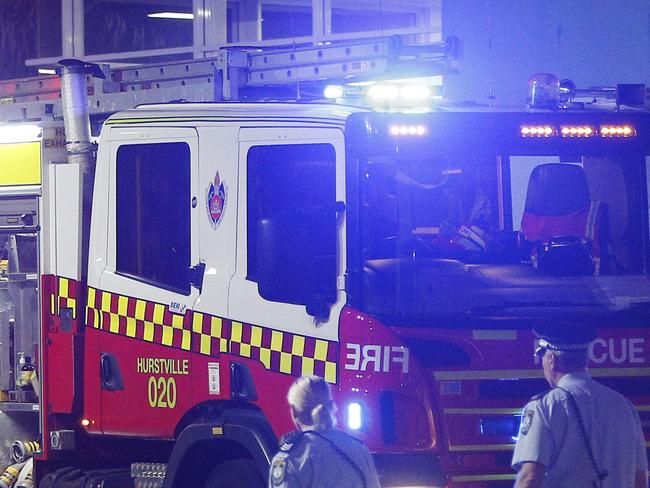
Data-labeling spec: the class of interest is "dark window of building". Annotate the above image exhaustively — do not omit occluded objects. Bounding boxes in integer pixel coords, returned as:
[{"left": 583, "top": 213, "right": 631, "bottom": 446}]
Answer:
[
  {"left": 84, "top": 1, "right": 193, "bottom": 55},
  {"left": 261, "top": 4, "right": 312, "bottom": 39},
  {"left": 331, "top": 7, "right": 416, "bottom": 34},
  {"left": 0, "top": 0, "right": 61, "bottom": 79},
  {"left": 227, "top": 1, "right": 238, "bottom": 42},
  {"left": 116, "top": 142, "right": 191, "bottom": 294}
]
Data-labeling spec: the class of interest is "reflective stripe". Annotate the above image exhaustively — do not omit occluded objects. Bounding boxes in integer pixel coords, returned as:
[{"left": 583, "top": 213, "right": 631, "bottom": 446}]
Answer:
[
  {"left": 105, "top": 115, "right": 346, "bottom": 126},
  {"left": 472, "top": 329, "right": 517, "bottom": 341},
  {"left": 451, "top": 473, "right": 516, "bottom": 482},
  {"left": 448, "top": 444, "right": 515, "bottom": 452},
  {"left": 434, "top": 369, "right": 543, "bottom": 380},
  {"left": 48, "top": 275, "right": 78, "bottom": 319},
  {"left": 585, "top": 200, "right": 601, "bottom": 240},
  {"left": 444, "top": 408, "right": 522, "bottom": 415},
  {"left": 84, "top": 284, "right": 339, "bottom": 383},
  {"left": 434, "top": 367, "right": 650, "bottom": 381}
]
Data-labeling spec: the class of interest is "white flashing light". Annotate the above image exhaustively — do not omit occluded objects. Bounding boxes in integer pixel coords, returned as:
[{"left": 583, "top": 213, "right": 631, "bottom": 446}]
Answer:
[
  {"left": 38, "top": 68, "right": 57, "bottom": 75},
  {"left": 346, "top": 81, "right": 376, "bottom": 87},
  {"left": 399, "top": 84, "right": 432, "bottom": 101},
  {"left": 147, "top": 12, "right": 195, "bottom": 20},
  {"left": 368, "top": 84, "right": 400, "bottom": 101},
  {"left": 389, "top": 124, "right": 427, "bottom": 137},
  {"left": 347, "top": 402, "right": 363, "bottom": 431},
  {"left": 0, "top": 124, "right": 42, "bottom": 144},
  {"left": 520, "top": 125, "right": 556, "bottom": 138},
  {"left": 324, "top": 85, "right": 344, "bottom": 99}
]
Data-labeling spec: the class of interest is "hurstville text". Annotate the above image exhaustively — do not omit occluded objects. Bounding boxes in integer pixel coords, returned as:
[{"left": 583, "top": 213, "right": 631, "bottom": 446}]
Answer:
[{"left": 136, "top": 357, "right": 189, "bottom": 375}]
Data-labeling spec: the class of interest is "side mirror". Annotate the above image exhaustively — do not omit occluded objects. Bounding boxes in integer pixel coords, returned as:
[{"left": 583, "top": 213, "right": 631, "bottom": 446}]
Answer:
[{"left": 256, "top": 203, "right": 343, "bottom": 316}]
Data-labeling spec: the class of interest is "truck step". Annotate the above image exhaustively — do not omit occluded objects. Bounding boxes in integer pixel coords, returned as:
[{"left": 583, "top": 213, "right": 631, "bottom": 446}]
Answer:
[{"left": 131, "top": 463, "right": 167, "bottom": 488}]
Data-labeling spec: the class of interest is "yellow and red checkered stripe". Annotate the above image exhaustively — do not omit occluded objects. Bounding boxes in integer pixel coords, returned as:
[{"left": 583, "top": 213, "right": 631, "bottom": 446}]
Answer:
[
  {"left": 45, "top": 275, "right": 78, "bottom": 319},
  {"left": 85, "top": 287, "right": 338, "bottom": 383}
]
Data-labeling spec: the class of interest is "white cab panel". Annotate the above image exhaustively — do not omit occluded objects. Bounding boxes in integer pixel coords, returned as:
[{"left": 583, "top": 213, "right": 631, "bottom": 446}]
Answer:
[
  {"left": 53, "top": 164, "right": 82, "bottom": 279},
  {"left": 194, "top": 126, "right": 240, "bottom": 317}
]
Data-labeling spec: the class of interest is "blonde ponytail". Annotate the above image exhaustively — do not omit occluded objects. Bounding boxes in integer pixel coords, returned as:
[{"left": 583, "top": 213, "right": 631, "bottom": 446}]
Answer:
[
  {"left": 288, "top": 376, "right": 337, "bottom": 432},
  {"left": 310, "top": 401, "right": 336, "bottom": 431}
]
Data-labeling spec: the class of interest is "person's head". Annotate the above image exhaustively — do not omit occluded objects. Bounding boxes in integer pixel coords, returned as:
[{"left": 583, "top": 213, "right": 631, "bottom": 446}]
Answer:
[
  {"left": 287, "top": 375, "right": 336, "bottom": 432},
  {"left": 533, "top": 320, "right": 595, "bottom": 387}
]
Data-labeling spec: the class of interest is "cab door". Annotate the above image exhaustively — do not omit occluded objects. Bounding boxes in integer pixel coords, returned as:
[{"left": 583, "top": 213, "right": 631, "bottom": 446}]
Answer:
[
  {"left": 96, "top": 127, "right": 200, "bottom": 436},
  {"left": 228, "top": 127, "right": 346, "bottom": 390}
]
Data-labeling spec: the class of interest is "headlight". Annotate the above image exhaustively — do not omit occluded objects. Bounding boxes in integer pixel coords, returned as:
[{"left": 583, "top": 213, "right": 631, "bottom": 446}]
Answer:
[{"left": 347, "top": 402, "right": 363, "bottom": 430}]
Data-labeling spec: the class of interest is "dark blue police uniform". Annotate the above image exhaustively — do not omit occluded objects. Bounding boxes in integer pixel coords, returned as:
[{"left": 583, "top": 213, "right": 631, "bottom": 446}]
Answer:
[{"left": 269, "top": 429, "right": 381, "bottom": 488}]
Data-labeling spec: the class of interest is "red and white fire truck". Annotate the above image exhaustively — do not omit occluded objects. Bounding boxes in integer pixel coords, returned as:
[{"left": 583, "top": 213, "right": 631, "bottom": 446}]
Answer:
[{"left": 0, "top": 39, "right": 648, "bottom": 488}]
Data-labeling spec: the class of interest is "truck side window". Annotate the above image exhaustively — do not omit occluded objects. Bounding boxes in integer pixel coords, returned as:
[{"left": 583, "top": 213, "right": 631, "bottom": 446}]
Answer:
[
  {"left": 246, "top": 143, "right": 336, "bottom": 294},
  {"left": 116, "top": 142, "right": 191, "bottom": 295}
]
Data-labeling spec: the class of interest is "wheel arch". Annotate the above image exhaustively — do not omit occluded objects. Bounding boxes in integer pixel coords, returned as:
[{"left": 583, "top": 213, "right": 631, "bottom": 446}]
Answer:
[{"left": 163, "top": 400, "right": 279, "bottom": 488}]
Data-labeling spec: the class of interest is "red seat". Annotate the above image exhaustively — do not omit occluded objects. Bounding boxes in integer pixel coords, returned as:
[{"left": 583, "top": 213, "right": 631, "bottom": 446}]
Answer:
[{"left": 521, "top": 163, "right": 610, "bottom": 274}]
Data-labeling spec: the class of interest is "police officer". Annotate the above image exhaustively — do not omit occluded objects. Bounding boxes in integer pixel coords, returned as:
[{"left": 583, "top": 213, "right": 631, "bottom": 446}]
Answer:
[
  {"left": 512, "top": 321, "right": 648, "bottom": 488},
  {"left": 269, "top": 375, "right": 381, "bottom": 488}
]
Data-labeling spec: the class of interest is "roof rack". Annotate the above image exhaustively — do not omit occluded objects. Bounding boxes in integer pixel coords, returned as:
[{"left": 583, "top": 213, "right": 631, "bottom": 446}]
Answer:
[{"left": 0, "top": 35, "right": 460, "bottom": 123}]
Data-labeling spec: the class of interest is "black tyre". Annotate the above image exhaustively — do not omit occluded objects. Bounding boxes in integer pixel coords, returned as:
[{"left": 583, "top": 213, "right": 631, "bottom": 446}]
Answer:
[{"left": 203, "top": 459, "right": 265, "bottom": 488}]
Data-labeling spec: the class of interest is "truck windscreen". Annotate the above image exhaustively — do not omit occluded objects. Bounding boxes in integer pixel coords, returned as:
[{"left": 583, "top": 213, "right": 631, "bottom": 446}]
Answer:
[{"left": 357, "top": 149, "right": 650, "bottom": 327}]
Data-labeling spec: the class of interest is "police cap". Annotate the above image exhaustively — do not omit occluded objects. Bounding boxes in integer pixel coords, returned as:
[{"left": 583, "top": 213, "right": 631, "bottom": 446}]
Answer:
[{"left": 533, "top": 320, "right": 596, "bottom": 358}]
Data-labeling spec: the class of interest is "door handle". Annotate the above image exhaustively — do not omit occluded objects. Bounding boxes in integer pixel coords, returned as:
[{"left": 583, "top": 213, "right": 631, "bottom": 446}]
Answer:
[
  {"left": 189, "top": 262, "right": 206, "bottom": 292},
  {"left": 100, "top": 353, "right": 124, "bottom": 391}
]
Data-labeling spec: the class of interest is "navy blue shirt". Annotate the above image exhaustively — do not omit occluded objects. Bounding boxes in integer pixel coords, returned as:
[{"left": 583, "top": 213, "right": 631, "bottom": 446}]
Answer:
[{"left": 269, "top": 429, "right": 381, "bottom": 488}]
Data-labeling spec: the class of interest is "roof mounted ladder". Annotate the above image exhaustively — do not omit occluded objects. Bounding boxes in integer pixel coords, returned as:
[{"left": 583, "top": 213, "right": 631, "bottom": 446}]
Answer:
[{"left": 0, "top": 35, "right": 460, "bottom": 123}]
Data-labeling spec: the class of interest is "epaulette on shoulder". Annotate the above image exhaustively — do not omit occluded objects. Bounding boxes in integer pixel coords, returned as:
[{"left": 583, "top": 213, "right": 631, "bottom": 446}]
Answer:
[
  {"left": 279, "top": 431, "right": 304, "bottom": 452},
  {"left": 529, "top": 389, "right": 552, "bottom": 402},
  {"left": 304, "top": 429, "right": 363, "bottom": 444},
  {"left": 338, "top": 430, "right": 363, "bottom": 444}
]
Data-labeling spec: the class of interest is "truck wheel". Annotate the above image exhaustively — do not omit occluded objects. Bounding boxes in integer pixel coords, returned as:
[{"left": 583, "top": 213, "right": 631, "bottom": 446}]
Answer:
[{"left": 203, "top": 459, "right": 265, "bottom": 488}]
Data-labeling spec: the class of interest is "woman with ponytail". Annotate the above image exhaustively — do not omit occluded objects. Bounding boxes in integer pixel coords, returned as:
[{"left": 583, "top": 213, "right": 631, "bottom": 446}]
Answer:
[{"left": 269, "top": 376, "right": 380, "bottom": 488}]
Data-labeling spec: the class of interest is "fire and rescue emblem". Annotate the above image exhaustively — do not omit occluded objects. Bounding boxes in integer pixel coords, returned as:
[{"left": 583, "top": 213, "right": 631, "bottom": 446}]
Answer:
[
  {"left": 206, "top": 172, "right": 227, "bottom": 229},
  {"left": 520, "top": 409, "right": 534, "bottom": 435}
]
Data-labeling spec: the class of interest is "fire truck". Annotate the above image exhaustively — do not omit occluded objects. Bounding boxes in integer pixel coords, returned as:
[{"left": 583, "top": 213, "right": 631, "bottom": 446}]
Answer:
[{"left": 0, "top": 38, "right": 648, "bottom": 488}]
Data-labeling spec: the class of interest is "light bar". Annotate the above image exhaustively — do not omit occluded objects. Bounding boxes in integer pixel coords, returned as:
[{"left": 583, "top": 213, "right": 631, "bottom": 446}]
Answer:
[
  {"left": 520, "top": 125, "right": 556, "bottom": 137},
  {"left": 147, "top": 12, "right": 194, "bottom": 20},
  {"left": 600, "top": 125, "right": 636, "bottom": 137},
  {"left": 368, "top": 84, "right": 400, "bottom": 101},
  {"left": 399, "top": 85, "right": 432, "bottom": 101},
  {"left": 560, "top": 126, "right": 596, "bottom": 138},
  {"left": 323, "top": 85, "right": 344, "bottom": 99},
  {"left": 389, "top": 124, "right": 428, "bottom": 136},
  {"left": 38, "top": 68, "right": 57, "bottom": 75},
  {"left": 0, "top": 124, "right": 42, "bottom": 144}
]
